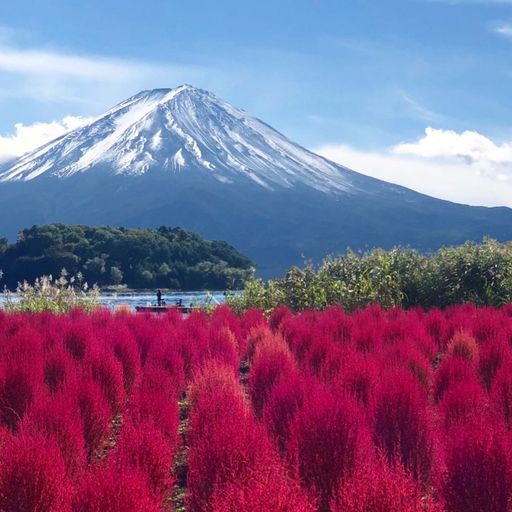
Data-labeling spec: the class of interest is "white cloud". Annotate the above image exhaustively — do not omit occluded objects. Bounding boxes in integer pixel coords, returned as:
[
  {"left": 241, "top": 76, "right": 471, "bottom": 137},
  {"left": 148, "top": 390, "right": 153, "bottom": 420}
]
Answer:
[
  {"left": 0, "top": 116, "right": 92, "bottom": 163},
  {"left": 0, "top": 45, "right": 181, "bottom": 82},
  {"left": 316, "top": 127, "right": 512, "bottom": 207},
  {"left": 393, "top": 127, "right": 512, "bottom": 181},
  {"left": 0, "top": 34, "right": 209, "bottom": 106},
  {"left": 494, "top": 23, "right": 512, "bottom": 38}
]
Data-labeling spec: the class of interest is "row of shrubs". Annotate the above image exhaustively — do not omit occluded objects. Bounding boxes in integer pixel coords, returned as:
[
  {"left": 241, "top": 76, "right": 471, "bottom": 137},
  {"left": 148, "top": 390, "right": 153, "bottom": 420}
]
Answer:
[
  {"left": 1, "top": 304, "right": 512, "bottom": 510},
  {"left": 229, "top": 238, "right": 512, "bottom": 312}
]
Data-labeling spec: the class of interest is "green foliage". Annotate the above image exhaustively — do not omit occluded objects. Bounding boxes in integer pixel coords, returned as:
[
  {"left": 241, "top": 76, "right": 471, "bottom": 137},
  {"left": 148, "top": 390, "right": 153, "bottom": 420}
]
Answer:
[
  {"left": 229, "top": 238, "right": 512, "bottom": 312},
  {"left": 0, "top": 224, "right": 254, "bottom": 291},
  {"left": 3, "top": 271, "right": 99, "bottom": 313}
]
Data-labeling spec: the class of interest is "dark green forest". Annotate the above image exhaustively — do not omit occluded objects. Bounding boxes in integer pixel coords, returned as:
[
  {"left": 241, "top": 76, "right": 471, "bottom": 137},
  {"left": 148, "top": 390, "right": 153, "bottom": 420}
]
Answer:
[{"left": 0, "top": 224, "right": 254, "bottom": 290}]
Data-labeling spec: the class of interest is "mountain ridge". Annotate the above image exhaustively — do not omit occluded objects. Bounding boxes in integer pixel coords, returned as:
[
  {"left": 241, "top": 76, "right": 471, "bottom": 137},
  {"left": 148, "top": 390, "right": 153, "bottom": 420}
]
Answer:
[{"left": 0, "top": 84, "right": 511, "bottom": 278}]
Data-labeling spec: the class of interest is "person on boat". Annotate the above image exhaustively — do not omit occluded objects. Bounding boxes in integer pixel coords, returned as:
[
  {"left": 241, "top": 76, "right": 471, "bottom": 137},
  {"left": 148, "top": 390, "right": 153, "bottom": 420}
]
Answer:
[{"left": 157, "top": 289, "right": 162, "bottom": 307}]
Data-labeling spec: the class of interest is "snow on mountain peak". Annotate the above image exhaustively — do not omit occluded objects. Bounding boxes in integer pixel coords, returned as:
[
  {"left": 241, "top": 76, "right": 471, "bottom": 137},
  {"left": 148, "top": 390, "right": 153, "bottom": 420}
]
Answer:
[{"left": 0, "top": 85, "right": 354, "bottom": 194}]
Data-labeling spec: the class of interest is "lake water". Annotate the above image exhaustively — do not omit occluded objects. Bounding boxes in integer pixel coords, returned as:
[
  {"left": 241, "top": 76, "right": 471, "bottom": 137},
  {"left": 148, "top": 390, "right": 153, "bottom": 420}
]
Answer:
[{"left": 0, "top": 291, "right": 230, "bottom": 311}]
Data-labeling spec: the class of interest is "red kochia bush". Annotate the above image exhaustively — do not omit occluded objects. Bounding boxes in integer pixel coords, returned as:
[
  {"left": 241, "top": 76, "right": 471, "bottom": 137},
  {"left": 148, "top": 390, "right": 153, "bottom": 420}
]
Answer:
[
  {"left": 0, "top": 363, "right": 43, "bottom": 431},
  {"left": 85, "top": 351, "right": 125, "bottom": 413},
  {"left": 372, "top": 372, "right": 434, "bottom": 484},
  {"left": 479, "top": 337, "right": 511, "bottom": 390},
  {"left": 73, "top": 464, "right": 160, "bottom": 512},
  {"left": 20, "top": 395, "right": 86, "bottom": 476},
  {"left": 128, "top": 387, "right": 179, "bottom": 443},
  {"left": 73, "top": 379, "right": 112, "bottom": 460},
  {"left": 113, "top": 419, "right": 175, "bottom": 498},
  {"left": 63, "top": 322, "right": 95, "bottom": 361},
  {"left": 434, "top": 356, "right": 479, "bottom": 402},
  {"left": 44, "top": 345, "right": 75, "bottom": 394},
  {"left": 187, "top": 364, "right": 283, "bottom": 512},
  {"left": 263, "top": 371, "right": 305, "bottom": 458},
  {"left": 210, "top": 465, "right": 316, "bottom": 512},
  {"left": 491, "top": 364, "right": 512, "bottom": 426},
  {"left": 439, "top": 380, "right": 487, "bottom": 431},
  {"left": 332, "top": 459, "right": 426, "bottom": 512},
  {"left": 443, "top": 424, "right": 512, "bottom": 512},
  {"left": 269, "top": 305, "right": 293, "bottom": 332},
  {"left": 292, "top": 385, "right": 370, "bottom": 511},
  {"left": 249, "top": 333, "right": 297, "bottom": 416},
  {"left": 446, "top": 330, "right": 479, "bottom": 365},
  {"left": 0, "top": 432, "right": 70, "bottom": 512}
]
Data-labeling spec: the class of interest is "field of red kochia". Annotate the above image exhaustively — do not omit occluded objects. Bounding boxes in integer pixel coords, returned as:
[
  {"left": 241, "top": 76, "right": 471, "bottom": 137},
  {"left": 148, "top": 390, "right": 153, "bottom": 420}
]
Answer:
[{"left": 0, "top": 304, "right": 512, "bottom": 511}]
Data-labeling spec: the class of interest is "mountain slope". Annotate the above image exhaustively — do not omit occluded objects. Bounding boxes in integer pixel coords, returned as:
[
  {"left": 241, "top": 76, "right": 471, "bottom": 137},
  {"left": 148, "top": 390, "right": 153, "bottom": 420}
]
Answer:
[{"left": 0, "top": 85, "right": 511, "bottom": 278}]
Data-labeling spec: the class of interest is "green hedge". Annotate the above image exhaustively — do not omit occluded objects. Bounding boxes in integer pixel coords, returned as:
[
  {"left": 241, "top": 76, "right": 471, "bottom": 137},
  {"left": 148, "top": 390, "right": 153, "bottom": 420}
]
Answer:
[{"left": 228, "top": 238, "right": 512, "bottom": 313}]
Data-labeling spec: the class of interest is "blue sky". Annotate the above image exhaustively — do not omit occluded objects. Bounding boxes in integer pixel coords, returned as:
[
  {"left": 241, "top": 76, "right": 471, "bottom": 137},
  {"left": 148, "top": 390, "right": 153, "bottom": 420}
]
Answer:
[{"left": 1, "top": 0, "right": 512, "bottom": 205}]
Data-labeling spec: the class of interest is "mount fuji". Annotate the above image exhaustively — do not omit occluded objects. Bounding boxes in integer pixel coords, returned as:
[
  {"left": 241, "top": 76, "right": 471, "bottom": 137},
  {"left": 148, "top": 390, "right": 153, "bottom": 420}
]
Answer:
[{"left": 1, "top": 85, "right": 511, "bottom": 277}]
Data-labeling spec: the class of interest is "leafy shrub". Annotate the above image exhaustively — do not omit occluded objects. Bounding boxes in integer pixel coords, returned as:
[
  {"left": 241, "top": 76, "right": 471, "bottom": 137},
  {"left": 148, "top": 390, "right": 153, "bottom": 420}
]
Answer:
[{"left": 0, "top": 433, "right": 70, "bottom": 512}]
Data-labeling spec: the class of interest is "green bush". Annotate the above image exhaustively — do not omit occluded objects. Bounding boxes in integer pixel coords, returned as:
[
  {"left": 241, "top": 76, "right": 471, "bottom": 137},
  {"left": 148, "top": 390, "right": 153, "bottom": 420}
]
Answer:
[{"left": 228, "top": 238, "right": 512, "bottom": 313}]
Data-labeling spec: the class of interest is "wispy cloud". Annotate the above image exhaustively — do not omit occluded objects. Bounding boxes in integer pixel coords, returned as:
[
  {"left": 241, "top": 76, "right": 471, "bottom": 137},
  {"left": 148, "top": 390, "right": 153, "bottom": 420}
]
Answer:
[
  {"left": 315, "top": 126, "right": 512, "bottom": 207},
  {"left": 398, "top": 90, "right": 445, "bottom": 123},
  {"left": 493, "top": 23, "right": 512, "bottom": 38},
  {"left": 0, "top": 116, "right": 92, "bottom": 163},
  {"left": 0, "top": 28, "right": 210, "bottom": 106}
]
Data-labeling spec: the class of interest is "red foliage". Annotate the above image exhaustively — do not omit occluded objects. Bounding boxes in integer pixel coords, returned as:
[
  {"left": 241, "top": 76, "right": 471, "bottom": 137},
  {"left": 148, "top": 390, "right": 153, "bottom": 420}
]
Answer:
[
  {"left": 443, "top": 424, "right": 512, "bottom": 512},
  {"left": 20, "top": 395, "right": 86, "bottom": 476},
  {"left": 73, "top": 464, "right": 160, "bottom": 512},
  {"left": 332, "top": 459, "right": 427, "bottom": 512},
  {"left": 249, "top": 333, "right": 298, "bottom": 416},
  {"left": 291, "top": 385, "right": 371, "bottom": 510},
  {"left": 372, "top": 372, "right": 434, "bottom": 483},
  {"left": 0, "top": 432, "right": 70, "bottom": 512},
  {"left": 113, "top": 419, "right": 175, "bottom": 497},
  {"left": 0, "top": 304, "right": 511, "bottom": 510}
]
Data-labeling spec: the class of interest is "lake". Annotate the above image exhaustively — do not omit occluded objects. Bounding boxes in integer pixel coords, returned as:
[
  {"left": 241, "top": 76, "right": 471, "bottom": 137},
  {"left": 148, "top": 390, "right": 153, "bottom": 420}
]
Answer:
[{"left": 0, "top": 291, "right": 230, "bottom": 311}]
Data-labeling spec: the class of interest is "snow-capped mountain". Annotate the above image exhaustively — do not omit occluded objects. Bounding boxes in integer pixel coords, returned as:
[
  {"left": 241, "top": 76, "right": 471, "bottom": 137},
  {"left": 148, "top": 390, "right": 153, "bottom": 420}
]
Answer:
[
  {"left": 0, "top": 85, "right": 511, "bottom": 277},
  {"left": 0, "top": 84, "right": 354, "bottom": 194}
]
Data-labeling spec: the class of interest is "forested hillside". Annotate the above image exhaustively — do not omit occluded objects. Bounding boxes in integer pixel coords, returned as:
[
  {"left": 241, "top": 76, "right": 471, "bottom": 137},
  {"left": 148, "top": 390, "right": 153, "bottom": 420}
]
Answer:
[{"left": 0, "top": 224, "right": 254, "bottom": 290}]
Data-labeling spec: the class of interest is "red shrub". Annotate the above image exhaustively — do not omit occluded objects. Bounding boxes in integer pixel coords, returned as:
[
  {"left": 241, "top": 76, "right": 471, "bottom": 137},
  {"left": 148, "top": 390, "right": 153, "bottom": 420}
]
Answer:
[
  {"left": 491, "top": 364, "right": 512, "bottom": 426},
  {"left": 262, "top": 371, "right": 305, "bottom": 457},
  {"left": 0, "top": 363, "right": 44, "bottom": 431},
  {"left": 443, "top": 424, "right": 512, "bottom": 512},
  {"left": 128, "top": 387, "right": 179, "bottom": 443},
  {"left": 269, "top": 305, "right": 292, "bottom": 332},
  {"left": 372, "top": 372, "right": 434, "bottom": 483},
  {"left": 291, "top": 385, "right": 371, "bottom": 510},
  {"left": 434, "top": 356, "right": 479, "bottom": 402},
  {"left": 439, "top": 380, "right": 487, "bottom": 431},
  {"left": 113, "top": 419, "right": 175, "bottom": 497},
  {"left": 63, "top": 322, "right": 95, "bottom": 361},
  {"left": 332, "top": 459, "right": 426, "bottom": 512},
  {"left": 479, "top": 337, "right": 511, "bottom": 390},
  {"left": 85, "top": 351, "right": 125, "bottom": 412},
  {"left": 210, "top": 465, "right": 316, "bottom": 512},
  {"left": 73, "top": 464, "right": 160, "bottom": 512},
  {"left": 109, "top": 324, "right": 141, "bottom": 394},
  {"left": 240, "top": 307, "right": 266, "bottom": 338},
  {"left": 73, "top": 380, "right": 112, "bottom": 460},
  {"left": 0, "top": 432, "right": 70, "bottom": 512},
  {"left": 21, "top": 395, "right": 86, "bottom": 476},
  {"left": 249, "top": 334, "right": 297, "bottom": 416},
  {"left": 186, "top": 364, "right": 274, "bottom": 511},
  {"left": 446, "top": 330, "right": 479, "bottom": 365},
  {"left": 44, "top": 345, "right": 74, "bottom": 394},
  {"left": 337, "top": 352, "right": 379, "bottom": 408}
]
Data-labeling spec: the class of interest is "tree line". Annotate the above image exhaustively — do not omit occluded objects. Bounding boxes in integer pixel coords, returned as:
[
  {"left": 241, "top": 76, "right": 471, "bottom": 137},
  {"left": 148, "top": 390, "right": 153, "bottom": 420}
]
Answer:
[{"left": 0, "top": 224, "right": 254, "bottom": 291}]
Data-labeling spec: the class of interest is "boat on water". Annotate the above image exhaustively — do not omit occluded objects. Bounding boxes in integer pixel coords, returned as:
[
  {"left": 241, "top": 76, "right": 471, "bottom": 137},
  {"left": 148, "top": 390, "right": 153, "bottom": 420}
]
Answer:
[{"left": 135, "top": 298, "right": 201, "bottom": 314}]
